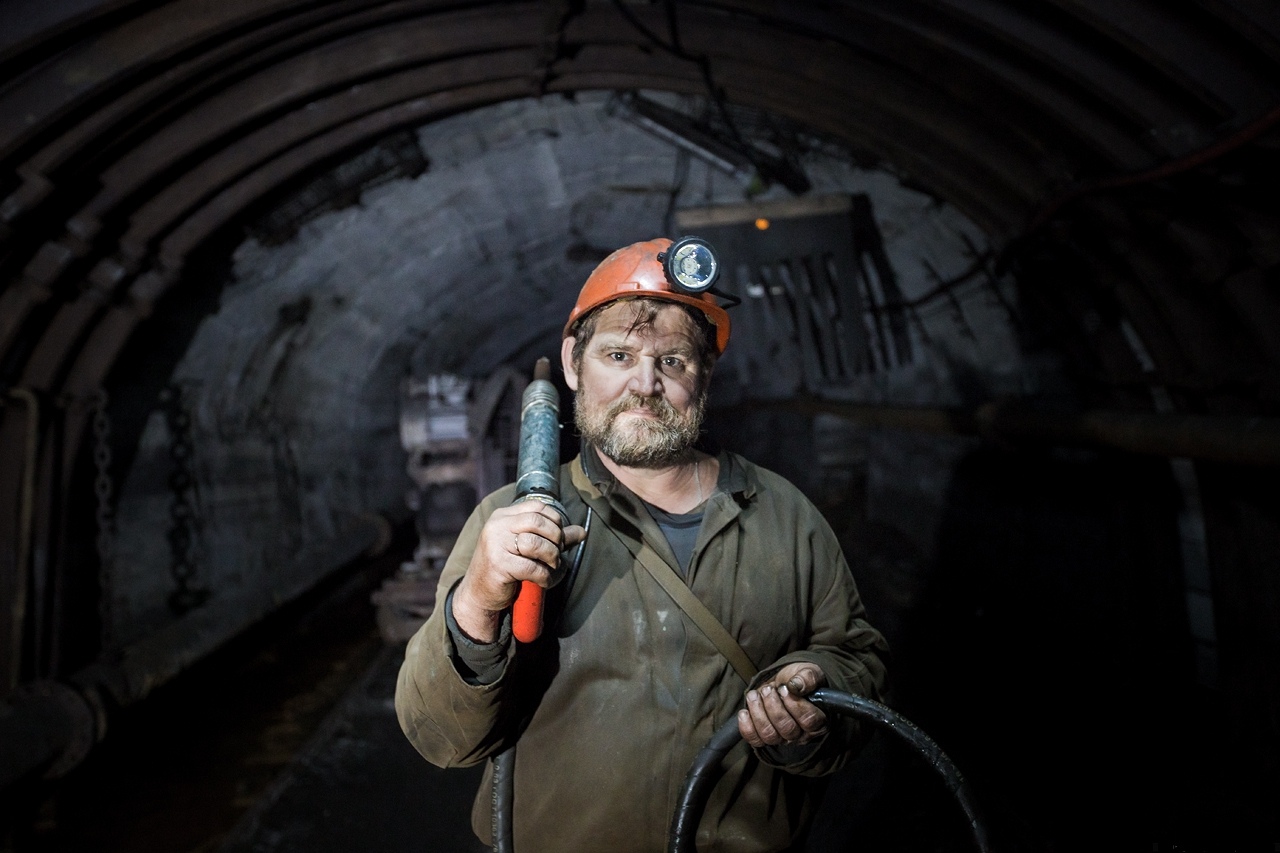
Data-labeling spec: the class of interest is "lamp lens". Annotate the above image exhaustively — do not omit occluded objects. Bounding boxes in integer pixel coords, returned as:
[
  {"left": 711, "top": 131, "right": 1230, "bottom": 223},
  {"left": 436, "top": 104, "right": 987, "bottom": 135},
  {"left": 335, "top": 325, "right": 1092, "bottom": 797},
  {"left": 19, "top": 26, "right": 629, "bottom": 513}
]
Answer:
[{"left": 670, "top": 242, "right": 717, "bottom": 292}]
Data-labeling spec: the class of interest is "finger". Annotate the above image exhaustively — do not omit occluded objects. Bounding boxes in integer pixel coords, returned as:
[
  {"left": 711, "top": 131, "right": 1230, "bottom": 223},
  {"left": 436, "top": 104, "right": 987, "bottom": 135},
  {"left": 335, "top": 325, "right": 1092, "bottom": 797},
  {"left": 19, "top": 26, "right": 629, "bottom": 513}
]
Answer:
[
  {"left": 744, "top": 684, "right": 787, "bottom": 745},
  {"left": 511, "top": 516, "right": 585, "bottom": 560},
  {"left": 776, "top": 688, "right": 828, "bottom": 737},
  {"left": 774, "top": 663, "right": 825, "bottom": 698},
  {"left": 562, "top": 524, "right": 587, "bottom": 549},
  {"left": 515, "top": 561, "right": 556, "bottom": 589},
  {"left": 511, "top": 497, "right": 570, "bottom": 528},
  {"left": 757, "top": 683, "right": 805, "bottom": 742},
  {"left": 490, "top": 501, "right": 557, "bottom": 523},
  {"left": 737, "top": 708, "right": 765, "bottom": 748},
  {"left": 509, "top": 510, "right": 568, "bottom": 547},
  {"left": 490, "top": 503, "right": 563, "bottom": 544},
  {"left": 511, "top": 530, "right": 563, "bottom": 569}
]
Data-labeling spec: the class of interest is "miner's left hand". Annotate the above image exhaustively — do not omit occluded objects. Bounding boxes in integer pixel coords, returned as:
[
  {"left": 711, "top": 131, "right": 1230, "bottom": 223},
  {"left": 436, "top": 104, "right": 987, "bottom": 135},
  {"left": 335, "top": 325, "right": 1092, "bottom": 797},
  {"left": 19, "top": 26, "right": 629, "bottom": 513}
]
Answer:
[{"left": 738, "top": 662, "right": 828, "bottom": 748}]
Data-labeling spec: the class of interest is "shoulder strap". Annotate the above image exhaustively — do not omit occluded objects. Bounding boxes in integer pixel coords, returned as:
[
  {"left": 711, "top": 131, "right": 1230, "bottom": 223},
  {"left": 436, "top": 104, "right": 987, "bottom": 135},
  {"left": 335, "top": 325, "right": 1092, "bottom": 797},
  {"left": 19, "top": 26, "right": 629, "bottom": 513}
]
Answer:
[{"left": 597, "top": 521, "right": 758, "bottom": 684}]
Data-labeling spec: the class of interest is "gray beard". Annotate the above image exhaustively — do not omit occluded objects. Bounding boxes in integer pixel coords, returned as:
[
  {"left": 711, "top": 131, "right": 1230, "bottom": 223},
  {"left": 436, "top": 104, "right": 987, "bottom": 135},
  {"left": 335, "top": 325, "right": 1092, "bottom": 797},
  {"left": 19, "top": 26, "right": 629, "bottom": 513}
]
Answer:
[{"left": 575, "top": 389, "right": 706, "bottom": 468}]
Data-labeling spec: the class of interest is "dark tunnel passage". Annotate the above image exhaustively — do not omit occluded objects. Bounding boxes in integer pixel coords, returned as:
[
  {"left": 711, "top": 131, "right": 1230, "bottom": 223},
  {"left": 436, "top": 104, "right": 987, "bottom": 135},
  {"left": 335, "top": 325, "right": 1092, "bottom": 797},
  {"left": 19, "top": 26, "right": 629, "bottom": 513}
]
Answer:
[{"left": 2, "top": 2, "right": 1280, "bottom": 851}]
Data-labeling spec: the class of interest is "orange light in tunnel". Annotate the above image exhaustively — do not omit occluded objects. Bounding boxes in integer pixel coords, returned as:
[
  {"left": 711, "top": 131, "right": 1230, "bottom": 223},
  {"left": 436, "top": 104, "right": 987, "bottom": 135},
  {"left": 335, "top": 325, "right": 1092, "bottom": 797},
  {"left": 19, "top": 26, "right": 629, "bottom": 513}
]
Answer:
[{"left": 755, "top": 218, "right": 770, "bottom": 230}]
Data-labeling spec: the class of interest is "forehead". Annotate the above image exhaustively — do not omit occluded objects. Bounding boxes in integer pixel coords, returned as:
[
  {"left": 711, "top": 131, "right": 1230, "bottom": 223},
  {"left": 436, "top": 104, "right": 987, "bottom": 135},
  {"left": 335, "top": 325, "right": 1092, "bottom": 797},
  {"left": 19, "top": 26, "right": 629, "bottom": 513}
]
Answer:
[{"left": 587, "top": 301, "right": 701, "bottom": 348}]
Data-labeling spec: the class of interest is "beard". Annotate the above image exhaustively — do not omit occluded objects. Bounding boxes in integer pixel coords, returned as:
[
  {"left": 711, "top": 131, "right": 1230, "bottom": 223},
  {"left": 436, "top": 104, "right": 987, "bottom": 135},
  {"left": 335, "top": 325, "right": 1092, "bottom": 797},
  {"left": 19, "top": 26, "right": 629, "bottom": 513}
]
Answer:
[{"left": 575, "top": 386, "right": 707, "bottom": 468}]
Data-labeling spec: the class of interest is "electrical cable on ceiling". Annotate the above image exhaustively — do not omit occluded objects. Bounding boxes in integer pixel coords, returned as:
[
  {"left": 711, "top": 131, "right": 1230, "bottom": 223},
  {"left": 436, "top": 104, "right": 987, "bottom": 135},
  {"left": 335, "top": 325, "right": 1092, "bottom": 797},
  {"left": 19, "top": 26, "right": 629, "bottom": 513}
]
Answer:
[{"left": 608, "top": 0, "right": 770, "bottom": 185}]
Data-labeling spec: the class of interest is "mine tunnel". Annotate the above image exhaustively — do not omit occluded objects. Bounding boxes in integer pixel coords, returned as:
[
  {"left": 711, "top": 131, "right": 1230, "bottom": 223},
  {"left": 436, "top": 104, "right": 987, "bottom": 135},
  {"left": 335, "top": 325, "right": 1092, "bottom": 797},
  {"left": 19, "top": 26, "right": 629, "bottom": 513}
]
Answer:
[{"left": 1, "top": 2, "right": 1279, "bottom": 851}]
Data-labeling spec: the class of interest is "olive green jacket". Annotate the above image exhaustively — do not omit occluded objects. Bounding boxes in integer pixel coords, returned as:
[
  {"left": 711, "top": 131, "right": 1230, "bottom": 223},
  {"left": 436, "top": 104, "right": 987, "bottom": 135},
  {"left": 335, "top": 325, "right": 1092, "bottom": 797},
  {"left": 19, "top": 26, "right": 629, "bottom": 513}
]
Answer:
[{"left": 395, "top": 449, "right": 889, "bottom": 852}]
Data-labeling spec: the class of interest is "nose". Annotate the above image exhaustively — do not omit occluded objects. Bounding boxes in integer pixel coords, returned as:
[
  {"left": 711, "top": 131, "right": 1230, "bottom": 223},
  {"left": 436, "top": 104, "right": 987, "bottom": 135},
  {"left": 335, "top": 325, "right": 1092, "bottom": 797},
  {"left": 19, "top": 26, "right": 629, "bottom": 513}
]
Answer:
[{"left": 628, "top": 357, "right": 662, "bottom": 397}]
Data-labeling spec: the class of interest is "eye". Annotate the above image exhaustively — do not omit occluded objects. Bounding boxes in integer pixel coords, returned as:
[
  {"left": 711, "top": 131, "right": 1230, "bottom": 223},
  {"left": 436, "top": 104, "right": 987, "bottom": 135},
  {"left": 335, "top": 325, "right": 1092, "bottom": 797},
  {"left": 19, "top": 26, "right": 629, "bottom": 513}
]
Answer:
[
  {"left": 660, "top": 355, "right": 687, "bottom": 372},
  {"left": 608, "top": 351, "right": 630, "bottom": 363}
]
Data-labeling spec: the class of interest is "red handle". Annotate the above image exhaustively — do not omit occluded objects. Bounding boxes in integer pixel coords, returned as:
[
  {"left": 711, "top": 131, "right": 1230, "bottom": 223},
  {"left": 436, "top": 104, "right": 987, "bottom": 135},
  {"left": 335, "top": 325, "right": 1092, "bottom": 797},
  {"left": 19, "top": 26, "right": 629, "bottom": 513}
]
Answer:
[{"left": 512, "top": 579, "right": 544, "bottom": 642}]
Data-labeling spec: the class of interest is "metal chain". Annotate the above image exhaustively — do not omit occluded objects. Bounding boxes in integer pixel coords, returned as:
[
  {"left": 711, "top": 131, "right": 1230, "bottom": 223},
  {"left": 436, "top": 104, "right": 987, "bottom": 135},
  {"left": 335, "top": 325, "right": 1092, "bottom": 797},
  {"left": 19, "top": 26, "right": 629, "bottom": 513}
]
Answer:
[
  {"left": 92, "top": 389, "right": 117, "bottom": 648},
  {"left": 160, "top": 383, "right": 209, "bottom": 614}
]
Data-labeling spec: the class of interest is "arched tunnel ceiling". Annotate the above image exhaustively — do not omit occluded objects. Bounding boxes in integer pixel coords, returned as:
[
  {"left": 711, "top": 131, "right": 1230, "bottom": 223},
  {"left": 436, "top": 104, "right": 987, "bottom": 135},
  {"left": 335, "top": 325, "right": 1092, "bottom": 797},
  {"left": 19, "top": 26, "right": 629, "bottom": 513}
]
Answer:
[{"left": 1, "top": 0, "right": 1278, "bottom": 418}]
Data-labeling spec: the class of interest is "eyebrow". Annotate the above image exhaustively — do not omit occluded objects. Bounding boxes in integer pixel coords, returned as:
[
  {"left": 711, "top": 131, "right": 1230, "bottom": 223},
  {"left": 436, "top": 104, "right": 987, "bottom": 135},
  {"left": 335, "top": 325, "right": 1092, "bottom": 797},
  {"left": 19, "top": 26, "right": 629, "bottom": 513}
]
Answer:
[{"left": 590, "top": 333, "right": 696, "bottom": 358}]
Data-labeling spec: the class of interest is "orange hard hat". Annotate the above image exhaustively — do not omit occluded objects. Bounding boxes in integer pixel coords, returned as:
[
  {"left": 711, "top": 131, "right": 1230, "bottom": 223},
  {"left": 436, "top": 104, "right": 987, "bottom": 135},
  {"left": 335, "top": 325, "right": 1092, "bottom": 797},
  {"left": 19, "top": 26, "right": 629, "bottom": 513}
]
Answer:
[{"left": 563, "top": 237, "right": 731, "bottom": 353}]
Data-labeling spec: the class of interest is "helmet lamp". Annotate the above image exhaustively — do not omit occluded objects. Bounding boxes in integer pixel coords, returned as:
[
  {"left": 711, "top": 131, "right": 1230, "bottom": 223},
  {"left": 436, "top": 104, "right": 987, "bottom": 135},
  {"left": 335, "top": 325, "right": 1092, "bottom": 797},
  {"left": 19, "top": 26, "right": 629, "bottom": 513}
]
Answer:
[{"left": 659, "top": 236, "right": 719, "bottom": 294}]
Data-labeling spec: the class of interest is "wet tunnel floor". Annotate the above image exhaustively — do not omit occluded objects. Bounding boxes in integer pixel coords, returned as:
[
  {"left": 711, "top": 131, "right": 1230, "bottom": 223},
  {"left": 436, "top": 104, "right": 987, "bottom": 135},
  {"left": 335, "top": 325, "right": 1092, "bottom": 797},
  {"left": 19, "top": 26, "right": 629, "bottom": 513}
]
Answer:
[
  {"left": 216, "top": 645, "right": 489, "bottom": 853},
  {"left": 7, "top": 564, "right": 484, "bottom": 853}
]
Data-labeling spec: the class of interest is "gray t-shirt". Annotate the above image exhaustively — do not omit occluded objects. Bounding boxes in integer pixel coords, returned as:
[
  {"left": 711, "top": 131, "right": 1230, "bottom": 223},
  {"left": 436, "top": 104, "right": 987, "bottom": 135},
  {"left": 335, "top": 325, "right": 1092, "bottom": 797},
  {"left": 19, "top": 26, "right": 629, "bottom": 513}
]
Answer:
[{"left": 641, "top": 500, "right": 705, "bottom": 576}]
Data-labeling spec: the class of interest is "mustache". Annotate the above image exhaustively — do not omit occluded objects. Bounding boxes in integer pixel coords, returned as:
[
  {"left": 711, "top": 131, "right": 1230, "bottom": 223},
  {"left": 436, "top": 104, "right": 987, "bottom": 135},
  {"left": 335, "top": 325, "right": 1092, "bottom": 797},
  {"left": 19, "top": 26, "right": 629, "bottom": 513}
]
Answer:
[{"left": 605, "top": 394, "right": 679, "bottom": 422}]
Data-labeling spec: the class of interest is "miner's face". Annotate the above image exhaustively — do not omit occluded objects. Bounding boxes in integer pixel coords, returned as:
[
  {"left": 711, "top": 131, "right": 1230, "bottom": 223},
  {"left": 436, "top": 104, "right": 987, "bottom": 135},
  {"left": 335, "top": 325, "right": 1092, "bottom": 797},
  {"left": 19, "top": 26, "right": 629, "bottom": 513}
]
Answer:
[{"left": 561, "top": 300, "right": 710, "bottom": 468}]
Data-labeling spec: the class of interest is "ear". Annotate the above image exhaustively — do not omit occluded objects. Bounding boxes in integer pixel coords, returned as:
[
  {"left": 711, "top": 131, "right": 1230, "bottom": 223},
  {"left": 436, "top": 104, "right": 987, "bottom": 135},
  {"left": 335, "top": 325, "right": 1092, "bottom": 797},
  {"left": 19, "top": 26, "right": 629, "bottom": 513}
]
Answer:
[{"left": 561, "top": 336, "right": 579, "bottom": 391}]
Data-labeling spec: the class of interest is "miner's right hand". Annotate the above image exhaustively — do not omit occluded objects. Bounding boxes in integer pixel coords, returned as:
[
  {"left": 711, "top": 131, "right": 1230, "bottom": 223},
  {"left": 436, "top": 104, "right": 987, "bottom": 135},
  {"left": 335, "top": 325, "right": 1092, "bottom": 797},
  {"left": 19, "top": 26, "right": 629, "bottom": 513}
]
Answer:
[{"left": 451, "top": 502, "right": 586, "bottom": 643}]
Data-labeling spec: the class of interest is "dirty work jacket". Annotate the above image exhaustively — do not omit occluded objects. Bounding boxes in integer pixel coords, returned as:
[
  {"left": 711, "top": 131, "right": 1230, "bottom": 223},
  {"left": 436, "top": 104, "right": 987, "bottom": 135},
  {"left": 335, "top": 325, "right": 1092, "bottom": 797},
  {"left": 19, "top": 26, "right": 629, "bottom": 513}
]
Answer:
[{"left": 396, "top": 448, "right": 889, "bottom": 853}]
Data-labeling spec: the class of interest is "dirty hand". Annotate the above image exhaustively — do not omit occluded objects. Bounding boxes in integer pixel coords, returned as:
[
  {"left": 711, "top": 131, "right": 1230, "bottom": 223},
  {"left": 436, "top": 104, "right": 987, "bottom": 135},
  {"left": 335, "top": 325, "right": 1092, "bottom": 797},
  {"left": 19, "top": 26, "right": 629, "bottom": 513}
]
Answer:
[
  {"left": 452, "top": 501, "right": 586, "bottom": 642},
  {"left": 737, "top": 662, "right": 828, "bottom": 748}
]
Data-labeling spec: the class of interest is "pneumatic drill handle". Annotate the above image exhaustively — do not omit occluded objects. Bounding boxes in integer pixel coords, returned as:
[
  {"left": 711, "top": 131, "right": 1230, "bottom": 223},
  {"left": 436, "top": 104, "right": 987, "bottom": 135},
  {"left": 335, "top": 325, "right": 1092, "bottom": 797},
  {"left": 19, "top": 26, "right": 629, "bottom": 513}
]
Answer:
[{"left": 511, "top": 358, "right": 564, "bottom": 643}]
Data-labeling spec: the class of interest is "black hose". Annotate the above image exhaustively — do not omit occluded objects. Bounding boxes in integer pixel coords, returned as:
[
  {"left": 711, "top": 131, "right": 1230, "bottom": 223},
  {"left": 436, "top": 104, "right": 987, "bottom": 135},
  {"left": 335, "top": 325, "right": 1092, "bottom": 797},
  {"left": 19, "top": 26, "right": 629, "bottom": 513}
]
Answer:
[
  {"left": 668, "top": 688, "right": 993, "bottom": 853},
  {"left": 667, "top": 713, "right": 743, "bottom": 852},
  {"left": 492, "top": 745, "right": 516, "bottom": 853},
  {"left": 491, "top": 508, "right": 591, "bottom": 853}
]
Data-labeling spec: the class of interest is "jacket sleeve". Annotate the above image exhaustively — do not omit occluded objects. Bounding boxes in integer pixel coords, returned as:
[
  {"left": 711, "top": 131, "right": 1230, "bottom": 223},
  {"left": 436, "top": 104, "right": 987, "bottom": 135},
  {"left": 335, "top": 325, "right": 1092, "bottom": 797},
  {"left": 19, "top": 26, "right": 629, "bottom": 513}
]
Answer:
[
  {"left": 750, "top": 502, "right": 890, "bottom": 776},
  {"left": 394, "top": 486, "right": 521, "bottom": 769}
]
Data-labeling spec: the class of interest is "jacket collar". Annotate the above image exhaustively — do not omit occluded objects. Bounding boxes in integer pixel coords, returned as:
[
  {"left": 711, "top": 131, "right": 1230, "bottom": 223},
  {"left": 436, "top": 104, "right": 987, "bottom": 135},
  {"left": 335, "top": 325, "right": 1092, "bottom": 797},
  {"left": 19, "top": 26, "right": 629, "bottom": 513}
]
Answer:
[{"left": 570, "top": 441, "right": 756, "bottom": 583}]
